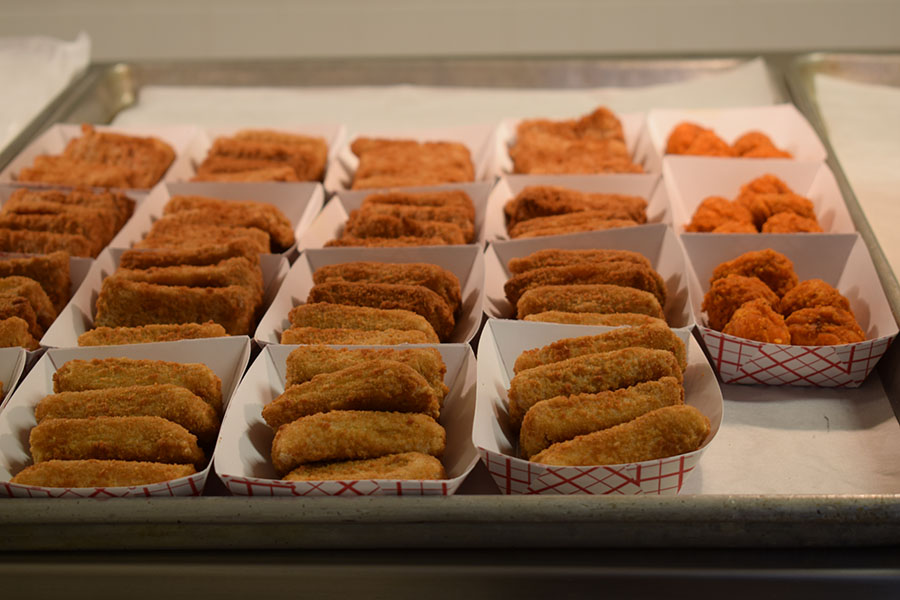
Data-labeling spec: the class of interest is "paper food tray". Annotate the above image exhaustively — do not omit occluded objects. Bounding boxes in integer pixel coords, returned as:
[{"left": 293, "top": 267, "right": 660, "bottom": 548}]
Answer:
[
  {"left": 323, "top": 124, "right": 497, "bottom": 194},
  {"left": 483, "top": 223, "right": 692, "bottom": 328},
  {"left": 682, "top": 233, "right": 898, "bottom": 387},
  {"left": 0, "top": 347, "right": 27, "bottom": 413},
  {"left": 473, "top": 319, "right": 723, "bottom": 495},
  {"left": 41, "top": 248, "right": 288, "bottom": 348},
  {"left": 0, "top": 124, "right": 201, "bottom": 190},
  {"left": 483, "top": 173, "right": 664, "bottom": 242},
  {"left": 0, "top": 336, "right": 251, "bottom": 498},
  {"left": 108, "top": 181, "right": 325, "bottom": 259},
  {"left": 255, "top": 245, "right": 485, "bottom": 345},
  {"left": 215, "top": 343, "right": 479, "bottom": 496},
  {"left": 638, "top": 103, "right": 828, "bottom": 174},
  {"left": 662, "top": 156, "right": 855, "bottom": 234}
]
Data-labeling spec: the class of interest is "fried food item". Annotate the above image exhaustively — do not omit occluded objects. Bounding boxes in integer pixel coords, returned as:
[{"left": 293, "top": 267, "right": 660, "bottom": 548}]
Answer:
[
  {"left": 722, "top": 298, "right": 791, "bottom": 344},
  {"left": 199, "top": 131, "right": 327, "bottom": 181},
  {"left": 711, "top": 221, "right": 758, "bottom": 234},
  {"left": 0, "top": 228, "right": 92, "bottom": 257},
  {"left": 507, "top": 248, "right": 652, "bottom": 275},
  {"left": 732, "top": 131, "right": 792, "bottom": 158},
  {"left": 508, "top": 211, "right": 639, "bottom": 238},
  {"left": 285, "top": 345, "right": 448, "bottom": 399},
  {"left": 785, "top": 306, "right": 865, "bottom": 346},
  {"left": 0, "top": 213, "right": 108, "bottom": 256},
  {"left": 10, "top": 459, "right": 196, "bottom": 488},
  {"left": 0, "top": 251, "right": 71, "bottom": 312},
  {"left": 517, "top": 107, "right": 625, "bottom": 144},
  {"left": 35, "top": 384, "right": 220, "bottom": 444},
  {"left": 280, "top": 327, "right": 432, "bottom": 345},
  {"left": 77, "top": 321, "right": 228, "bottom": 346},
  {"left": 778, "top": 279, "right": 852, "bottom": 316},
  {"left": 162, "top": 195, "right": 295, "bottom": 251},
  {"left": 0, "top": 296, "right": 42, "bottom": 339},
  {"left": 53, "top": 357, "right": 223, "bottom": 415},
  {"left": 504, "top": 262, "right": 666, "bottom": 307},
  {"left": 193, "top": 165, "right": 299, "bottom": 182},
  {"left": 710, "top": 249, "right": 798, "bottom": 297},
  {"left": 63, "top": 125, "right": 175, "bottom": 188},
  {"left": 519, "top": 377, "right": 684, "bottom": 458},
  {"left": 361, "top": 190, "right": 476, "bottom": 222},
  {"left": 17, "top": 155, "right": 136, "bottom": 188},
  {"left": 136, "top": 221, "right": 271, "bottom": 254},
  {"left": 665, "top": 122, "right": 733, "bottom": 157},
  {"left": 702, "top": 274, "right": 779, "bottom": 331},
  {"left": 736, "top": 174, "right": 793, "bottom": 202},
  {"left": 343, "top": 211, "right": 466, "bottom": 245},
  {"left": 263, "top": 361, "right": 441, "bottom": 429},
  {"left": 6, "top": 188, "right": 135, "bottom": 231},
  {"left": 118, "top": 240, "right": 260, "bottom": 270},
  {"left": 94, "top": 277, "right": 258, "bottom": 336},
  {"left": 29, "top": 416, "right": 205, "bottom": 467},
  {"left": 685, "top": 196, "right": 754, "bottom": 233},
  {"left": 283, "top": 452, "right": 445, "bottom": 481},
  {"left": 314, "top": 261, "right": 461, "bottom": 314},
  {"left": 0, "top": 276, "right": 56, "bottom": 330},
  {"left": 522, "top": 311, "right": 668, "bottom": 327},
  {"left": 516, "top": 284, "right": 664, "bottom": 321},
  {"left": 761, "top": 212, "right": 823, "bottom": 233},
  {"left": 504, "top": 186, "right": 647, "bottom": 228},
  {"left": 114, "top": 256, "right": 264, "bottom": 300},
  {"left": 510, "top": 139, "right": 642, "bottom": 175},
  {"left": 513, "top": 324, "right": 686, "bottom": 374},
  {"left": 0, "top": 316, "right": 38, "bottom": 349},
  {"left": 507, "top": 347, "right": 683, "bottom": 428},
  {"left": 287, "top": 303, "right": 439, "bottom": 343},
  {"left": 512, "top": 220, "right": 641, "bottom": 239},
  {"left": 357, "top": 204, "right": 474, "bottom": 242},
  {"left": 308, "top": 281, "right": 455, "bottom": 341},
  {"left": 740, "top": 193, "right": 816, "bottom": 228},
  {"left": 270, "top": 410, "right": 446, "bottom": 475},
  {"left": 530, "top": 405, "right": 710, "bottom": 466},
  {"left": 351, "top": 138, "right": 475, "bottom": 189},
  {"left": 324, "top": 235, "right": 450, "bottom": 248}
]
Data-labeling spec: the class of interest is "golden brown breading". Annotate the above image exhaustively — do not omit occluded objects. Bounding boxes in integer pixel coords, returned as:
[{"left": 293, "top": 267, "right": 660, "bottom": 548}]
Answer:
[
  {"left": 136, "top": 221, "right": 271, "bottom": 254},
  {"left": 343, "top": 211, "right": 466, "bottom": 245},
  {"left": 324, "top": 235, "right": 450, "bottom": 248},
  {"left": 0, "top": 316, "right": 38, "bottom": 350},
  {"left": 685, "top": 196, "right": 754, "bottom": 233},
  {"left": 0, "top": 212, "right": 112, "bottom": 256},
  {"left": 665, "top": 122, "right": 733, "bottom": 157},
  {"left": 507, "top": 248, "right": 652, "bottom": 275},
  {"left": 507, "top": 347, "right": 683, "bottom": 428},
  {"left": 191, "top": 165, "right": 299, "bottom": 182},
  {"left": 118, "top": 241, "right": 260, "bottom": 270},
  {"left": 519, "top": 377, "right": 684, "bottom": 458},
  {"left": 5, "top": 188, "right": 134, "bottom": 231},
  {"left": 778, "top": 279, "right": 852, "bottom": 317},
  {"left": 0, "top": 296, "right": 42, "bottom": 339},
  {"left": 162, "top": 195, "right": 295, "bottom": 250},
  {"left": 17, "top": 155, "right": 136, "bottom": 188},
  {"left": 361, "top": 190, "right": 475, "bottom": 221},
  {"left": 0, "top": 250, "right": 71, "bottom": 312},
  {"left": 0, "top": 276, "right": 57, "bottom": 330},
  {"left": 77, "top": 321, "right": 228, "bottom": 347},
  {"left": 522, "top": 311, "right": 668, "bottom": 327},
  {"left": 504, "top": 185, "right": 647, "bottom": 227},
  {"left": 785, "top": 306, "right": 865, "bottom": 346},
  {"left": 740, "top": 193, "right": 816, "bottom": 229},
  {"left": 351, "top": 138, "right": 475, "bottom": 189},
  {"left": 113, "top": 256, "right": 264, "bottom": 300},
  {"left": 201, "top": 134, "right": 327, "bottom": 181},
  {"left": 60, "top": 125, "right": 176, "bottom": 188},
  {"left": 510, "top": 138, "right": 643, "bottom": 175},
  {"left": 287, "top": 303, "right": 439, "bottom": 342},
  {"left": 736, "top": 174, "right": 793, "bottom": 204},
  {"left": 721, "top": 298, "right": 791, "bottom": 344},
  {"left": 356, "top": 204, "right": 474, "bottom": 242},
  {"left": 504, "top": 262, "right": 666, "bottom": 307},
  {"left": 732, "top": 131, "right": 792, "bottom": 158},
  {"left": 711, "top": 221, "right": 759, "bottom": 234},
  {"left": 0, "top": 228, "right": 92, "bottom": 257},
  {"left": 517, "top": 284, "right": 664, "bottom": 321},
  {"left": 270, "top": 410, "right": 446, "bottom": 475},
  {"left": 702, "top": 274, "right": 779, "bottom": 331},
  {"left": 761, "top": 212, "right": 823, "bottom": 233},
  {"left": 10, "top": 459, "right": 196, "bottom": 488},
  {"left": 284, "top": 452, "right": 445, "bottom": 481},
  {"left": 280, "top": 327, "right": 432, "bottom": 345},
  {"left": 710, "top": 249, "right": 798, "bottom": 297},
  {"left": 530, "top": 405, "right": 710, "bottom": 466},
  {"left": 508, "top": 211, "right": 639, "bottom": 238}
]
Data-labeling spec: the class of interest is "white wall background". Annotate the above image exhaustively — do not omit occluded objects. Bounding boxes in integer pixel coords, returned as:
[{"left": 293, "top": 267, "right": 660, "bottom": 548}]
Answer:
[{"left": 2, "top": 0, "right": 898, "bottom": 60}]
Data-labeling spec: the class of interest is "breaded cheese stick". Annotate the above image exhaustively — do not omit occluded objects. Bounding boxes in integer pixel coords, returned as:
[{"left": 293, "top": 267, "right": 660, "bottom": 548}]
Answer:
[
  {"left": 325, "top": 235, "right": 449, "bottom": 248},
  {"left": 530, "top": 405, "right": 710, "bottom": 466},
  {"left": 11, "top": 459, "right": 196, "bottom": 488},
  {"left": 0, "top": 295, "right": 42, "bottom": 339},
  {"left": 517, "top": 284, "right": 664, "bottom": 320},
  {"left": 284, "top": 452, "right": 445, "bottom": 481},
  {"left": 519, "top": 377, "right": 684, "bottom": 458},
  {"left": 0, "top": 228, "right": 92, "bottom": 258},
  {"left": 503, "top": 262, "right": 666, "bottom": 306},
  {"left": 0, "top": 316, "right": 38, "bottom": 350},
  {"left": 30, "top": 416, "right": 205, "bottom": 467},
  {"left": 34, "top": 384, "right": 220, "bottom": 443},
  {"left": 118, "top": 241, "right": 260, "bottom": 270},
  {"left": 113, "top": 256, "right": 264, "bottom": 299},
  {"left": 280, "top": 327, "right": 431, "bottom": 345},
  {"left": 162, "top": 197, "right": 295, "bottom": 250},
  {"left": 523, "top": 311, "right": 667, "bottom": 327},
  {"left": 53, "top": 357, "right": 223, "bottom": 415},
  {"left": 287, "top": 303, "right": 439, "bottom": 342},
  {"left": 0, "top": 276, "right": 57, "bottom": 330},
  {"left": 0, "top": 212, "right": 114, "bottom": 256},
  {"left": 262, "top": 360, "right": 441, "bottom": 429},
  {"left": 344, "top": 212, "right": 466, "bottom": 245},
  {"left": 270, "top": 410, "right": 446, "bottom": 475},
  {"left": 0, "top": 250, "right": 70, "bottom": 312},
  {"left": 360, "top": 204, "right": 474, "bottom": 242},
  {"left": 513, "top": 323, "right": 687, "bottom": 374},
  {"left": 362, "top": 190, "right": 475, "bottom": 221},
  {"left": 507, "top": 248, "right": 652, "bottom": 275},
  {"left": 77, "top": 322, "right": 227, "bottom": 346},
  {"left": 136, "top": 222, "right": 271, "bottom": 254},
  {"left": 507, "top": 347, "right": 683, "bottom": 428},
  {"left": 513, "top": 219, "right": 639, "bottom": 239}
]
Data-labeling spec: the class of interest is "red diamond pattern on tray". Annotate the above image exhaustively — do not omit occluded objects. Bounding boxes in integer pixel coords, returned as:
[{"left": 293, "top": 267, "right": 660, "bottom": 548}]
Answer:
[
  {"left": 220, "top": 475, "right": 453, "bottom": 497},
  {"left": 1, "top": 472, "right": 205, "bottom": 498}
]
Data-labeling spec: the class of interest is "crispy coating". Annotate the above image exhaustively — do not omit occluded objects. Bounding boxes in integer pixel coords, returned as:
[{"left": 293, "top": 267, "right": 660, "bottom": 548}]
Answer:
[
  {"left": 61, "top": 125, "right": 175, "bottom": 188},
  {"left": 0, "top": 228, "right": 92, "bottom": 257},
  {"left": 504, "top": 186, "right": 647, "bottom": 227},
  {"left": 516, "top": 107, "right": 625, "bottom": 144},
  {"left": 137, "top": 221, "right": 271, "bottom": 254},
  {"left": 0, "top": 276, "right": 57, "bottom": 330},
  {"left": 263, "top": 360, "right": 441, "bottom": 429},
  {"left": 732, "top": 131, "right": 792, "bottom": 158},
  {"left": 0, "top": 251, "right": 71, "bottom": 312},
  {"left": 508, "top": 211, "right": 639, "bottom": 238},
  {"left": 0, "top": 212, "right": 112, "bottom": 257},
  {"left": 351, "top": 138, "right": 475, "bottom": 189},
  {"left": 6, "top": 187, "right": 134, "bottom": 231},
  {"left": 0, "top": 296, "right": 42, "bottom": 339},
  {"left": 685, "top": 196, "right": 754, "bottom": 233},
  {"left": 510, "top": 139, "right": 642, "bottom": 175},
  {"left": 530, "top": 405, "right": 710, "bottom": 466},
  {"left": 280, "top": 327, "right": 432, "bottom": 345},
  {"left": 361, "top": 190, "right": 475, "bottom": 221},
  {"left": 761, "top": 212, "right": 823, "bottom": 233},
  {"left": 785, "top": 306, "right": 865, "bottom": 346},
  {"left": 192, "top": 165, "right": 299, "bottom": 182},
  {"left": 507, "top": 347, "right": 683, "bottom": 428},
  {"left": 94, "top": 277, "right": 258, "bottom": 336},
  {"left": 517, "top": 284, "right": 664, "bottom": 321},
  {"left": 11, "top": 459, "right": 196, "bottom": 488},
  {"left": 711, "top": 221, "right": 759, "bottom": 234},
  {"left": 343, "top": 211, "right": 466, "bottom": 245},
  {"left": 53, "top": 357, "right": 223, "bottom": 415},
  {"left": 270, "top": 410, "right": 446, "bottom": 475},
  {"left": 356, "top": 204, "right": 474, "bottom": 242},
  {"left": 324, "top": 235, "right": 450, "bottom": 248},
  {"left": 200, "top": 132, "right": 327, "bottom": 181},
  {"left": 515, "top": 220, "right": 641, "bottom": 238},
  {"left": 34, "top": 384, "right": 220, "bottom": 444},
  {"left": 665, "top": 122, "right": 733, "bottom": 156},
  {"left": 722, "top": 298, "right": 791, "bottom": 344},
  {"left": 285, "top": 345, "right": 448, "bottom": 399},
  {"left": 30, "top": 416, "right": 205, "bottom": 467},
  {"left": 308, "top": 281, "right": 455, "bottom": 341},
  {"left": 77, "top": 321, "right": 227, "bottom": 346},
  {"left": 287, "top": 303, "right": 439, "bottom": 342},
  {"left": 351, "top": 174, "right": 473, "bottom": 190},
  {"left": 504, "top": 262, "right": 666, "bottom": 307},
  {"left": 314, "top": 261, "right": 461, "bottom": 314},
  {"left": 0, "top": 316, "right": 38, "bottom": 350},
  {"left": 18, "top": 155, "right": 136, "bottom": 188},
  {"left": 522, "top": 311, "right": 668, "bottom": 328},
  {"left": 736, "top": 174, "right": 793, "bottom": 203},
  {"left": 114, "top": 256, "right": 264, "bottom": 300},
  {"left": 778, "top": 279, "right": 852, "bottom": 316},
  {"left": 702, "top": 274, "right": 779, "bottom": 331},
  {"left": 513, "top": 324, "right": 686, "bottom": 374},
  {"left": 508, "top": 248, "right": 652, "bottom": 275},
  {"left": 284, "top": 452, "right": 445, "bottom": 482},
  {"left": 519, "top": 377, "right": 684, "bottom": 458},
  {"left": 119, "top": 241, "right": 260, "bottom": 270},
  {"left": 162, "top": 196, "right": 295, "bottom": 250},
  {"left": 710, "top": 249, "right": 798, "bottom": 297},
  {"left": 741, "top": 193, "right": 816, "bottom": 228}
]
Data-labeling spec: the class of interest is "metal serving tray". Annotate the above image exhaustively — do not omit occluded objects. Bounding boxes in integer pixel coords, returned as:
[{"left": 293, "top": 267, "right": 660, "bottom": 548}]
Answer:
[{"left": 1, "top": 55, "right": 899, "bottom": 552}]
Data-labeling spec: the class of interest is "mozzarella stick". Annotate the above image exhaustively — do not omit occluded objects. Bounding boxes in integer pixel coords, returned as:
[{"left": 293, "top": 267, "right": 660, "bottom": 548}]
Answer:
[
  {"left": 504, "top": 262, "right": 666, "bottom": 306},
  {"left": 77, "top": 322, "right": 227, "bottom": 346},
  {"left": 507, "top": 248, "right": 652, "bottom": 275},
  {"left": 280, "top": 327, "right": 431, "bottom": 345},
  {"left": 284, "top": 452, "right": 445, "bottom": 481},
  {"left": 287, "top": 303, "right": 439, "bottom": 342},
  {"left": 516, "top": 284, "right": 664, "bottom": 320},
  {"left": 11, "top": 459, "right": 196, "bottom": 488},
  {"left": 523, "top": 311, "right": 667, "bottom": 327},
  {"left": 0, "top": 276, "right": 57, "bottom": 330}
]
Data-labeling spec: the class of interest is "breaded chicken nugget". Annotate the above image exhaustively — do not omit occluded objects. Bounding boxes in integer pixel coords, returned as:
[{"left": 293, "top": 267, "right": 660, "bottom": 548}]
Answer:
[
  {"left": 507, "top": 248, "right": 651, "bottom": 275},
  {"left": 509, "top": 210, "right": 639, "bottom": 239},
  {"left": 0, "top": 296, "right": 42, "bottom": 339},
  {"left": 0, "top": 316, "right": 38, "bottom": 350},
  {"left": 263, "top": 361, "right": 441, "bottom": 429},
  {"left": 740, "top": 193, "right": 816, "bottom": 228},
  {"left": 732, "top": 131, "right": 792, "bottom": 158},
  {"left": 325, "top": 235, "right": 450, "bottom": 248},
  {"left": 736, "top": 174, "right": 794, "bottom": 206},
  {"left": 287, "top": 303, "right": 439, "bottom": 342},
  {"left": 30, "top": 416, "right": 205, "bottom": 467},
  {"left": 118, "top": 241, "right": 260, "bottom": 270},
  {"left": 722, "top": 298, "right": 791, "bottom": 344},
  {"left": 504, "top": 262, "right": 666, "bottom": 307},
  {"left": 711, "top": 221, "right": 758, "bottom": 234},
  {"left": 778, "top": 279, "right": 851, "bottom": 316},
  {"left": 761, "top": 212, "right": 823, "bottom": 233},
  {"left": 513, "top": 324, "right": 686, "bottom": 374},
  {"left": 162, "top": 196, "right": 295, "bottom": 250},
  {"left": 270, "top": 410, "right": 446, "bottom": 475},
  {"left": 0, "top": 276, "right": 57, "bottom": 330},
  {"left": 685, "top": 196, "right": 754, "bottom": 233},
  {"left": 702, "top": 274, "right": 779, "bottom": 331},
  {"left": 11, "top": 459, "right": 196, "bottom": 488},
  {"left": 785, "top": 306, "right": 865, "bottom": 346},
  {"left": 0, "top": 228, "right": 92, "bottom": 257},
  {"left": 0, "top": 251, "right": 71, "bottom": 312},
  {"left": 362, "top": 190, "right": 475, "bottom": 221},
  {"left": 507, "top": 347, "right": 683, "bottom": 428},
  {"left": 77, "top": 321, "right": 227, "bottom": 346},
  {"left": 280, "top": 327, "right": 432, "bottom": 345},
  {"left": 710, "top": 249, "right": 798, "bottom": 297},
  {"left": 343, "top": 211, "right": 466, "bottom": 245},
  {"left": 517, "top": 284, "right": 664, "bottom": 321},
  {"left": 519, "top": 377, "right": 684, "bottom": 458},
  {"left": 53, "top": 357, "right": 223, "bottom": 415},
  {"left": 284, "top": 452, "right": 445, "bottom": 482},
  {"left": 136, "top": 222, "right": 271, "bottom": 254},
  {"left": 665, "top": 122, "right": 733, "bottom": 156},
  {"left": 530, "top": 405, "right": 710, "bottom": 466},
  {"left": 504, "top": 186, "right": 647, "bottom": 227},
  {"left": 522, "top": 311, "right": 668, "bottom": 327},
  {"left": 34, "top": 384, "right": 220, "bottom": 443}
]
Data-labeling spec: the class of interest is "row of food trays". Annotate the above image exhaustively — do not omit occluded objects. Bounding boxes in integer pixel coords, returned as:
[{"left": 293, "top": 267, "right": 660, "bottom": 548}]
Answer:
[{"left": 0, "top": 102, "right": 894, "bottom": 498}]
